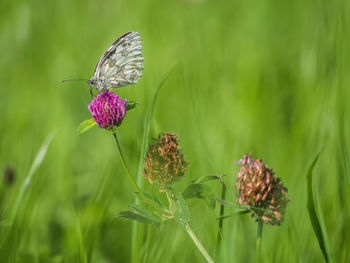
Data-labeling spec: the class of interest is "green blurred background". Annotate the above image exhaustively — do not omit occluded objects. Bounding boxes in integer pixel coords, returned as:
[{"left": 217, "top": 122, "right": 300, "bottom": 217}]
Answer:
[{"left": 0, "top": 0, "right": 349, "bottom": 262}]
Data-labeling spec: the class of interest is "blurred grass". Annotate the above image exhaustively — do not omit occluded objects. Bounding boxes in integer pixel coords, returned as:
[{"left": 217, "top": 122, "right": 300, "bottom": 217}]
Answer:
[
  {"left": 306, "top": 152, "right": 334, "bottom": 263},
  {"left": 0, "top": 0, "right": 349, "bottom": 262}
]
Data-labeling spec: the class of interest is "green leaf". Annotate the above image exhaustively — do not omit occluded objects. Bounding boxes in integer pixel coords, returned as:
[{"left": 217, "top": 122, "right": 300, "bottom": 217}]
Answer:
[
  {"left": 203, "top": 195, "right": 216, "bottom": 209},
  {"left": 174, "top": 193, "right": 191, "bottom": 229},
  {"left": 183, "top": 182, "right": 232, "bottom": 209},
  {"left": 191, "top": 174, "right": 223, "bottom": 184},
  {"left": 184, "top": 174, "right": 228, "bottom": 209},
  {"left": 306, "top": 153, "right": 334, "bottom": 263},
  {"left": 216, "top": 209, "right": 251, "bottom": 220},
  {"left": 126, "top": 101, "right": 137, "bottom": 111},
  {"left": 128, "top": 204, "right": 162, "bottom": 223},
  {"left": 116, "top": 205, "right": 163, "bottom": 229},
  {"left": 77, "top": 118, "right": 97, "bottom": 135},
  {"left": 183, "top": 183, "right": 210, "bottom": 199},
  {"left": 133, "top": 191, "right": 166, "bottom": 209},
  {"left": 201, "top": 195, "right": 233, "bottom": 209},
  {"left": 211, "top": 196, "right": 234, "bottom": 207},
  {"left": 116, "top": 210, "right": 156, "bottom": 224}
]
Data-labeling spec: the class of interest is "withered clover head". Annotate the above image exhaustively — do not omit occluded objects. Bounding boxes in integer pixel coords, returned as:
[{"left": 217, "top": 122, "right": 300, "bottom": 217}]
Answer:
[
  {"left": 143, "top": 132, "right": 188, "bottom": 192},
  {"left": 236, "top": 153, "right": 289, "bottom": 225}
]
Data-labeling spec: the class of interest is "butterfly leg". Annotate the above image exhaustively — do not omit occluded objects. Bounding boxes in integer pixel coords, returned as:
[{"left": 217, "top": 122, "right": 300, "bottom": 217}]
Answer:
[
  {"left": 90, "top": 87, "right": 93, "bottom": 98},
  {"left": 88, "top": 83, "right": 94, "bottom": 98}
]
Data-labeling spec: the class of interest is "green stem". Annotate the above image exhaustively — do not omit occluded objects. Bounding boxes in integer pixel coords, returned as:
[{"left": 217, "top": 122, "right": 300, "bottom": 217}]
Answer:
[
  {"left": 166, "top": 191, "right": 175, "bottom": 212},
  {"left": 186, "top": 225, "right": 215, "bottom": 263},
  {"left": 113, "top": 132, "right": 171, "bottom": 218},
  {"left": 112, "top": 132, "right": 146, "bottom": 201},
  {"left": 256, "top": 218, "right": 263, "bottom": 262},
  {"left": 215, "top": 180, "right": 226, "bottom": 259}
]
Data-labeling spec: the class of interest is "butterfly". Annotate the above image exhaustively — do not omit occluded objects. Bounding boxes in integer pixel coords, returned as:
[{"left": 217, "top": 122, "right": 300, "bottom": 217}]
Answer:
[{"left": 87, "top": 32, "right": 144, "bottom": 91}]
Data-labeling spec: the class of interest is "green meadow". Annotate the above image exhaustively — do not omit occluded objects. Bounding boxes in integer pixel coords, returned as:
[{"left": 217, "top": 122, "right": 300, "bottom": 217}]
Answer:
[{"left": 0, "top": 0, "right": 349, "bottom": 262}]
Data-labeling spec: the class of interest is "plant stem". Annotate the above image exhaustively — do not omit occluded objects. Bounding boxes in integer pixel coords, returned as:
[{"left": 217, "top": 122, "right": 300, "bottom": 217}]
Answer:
[
  {"left": 113, "top": 133, "right": 171, "bottom": 218},
  {"left": 215, "top": 179, "right": 226, "bottom": 259},
  {"left": 112, "top": 132, "right": 146, "bottom": 201},
  {"left": 186, "top": 225, "right": 215, "bottom": 263},
  {"left": 166, "top": 191, "right": 175, "bottom": 212},
  {"left": 256, "top": 218, "right": 263, "bottom": 262}
]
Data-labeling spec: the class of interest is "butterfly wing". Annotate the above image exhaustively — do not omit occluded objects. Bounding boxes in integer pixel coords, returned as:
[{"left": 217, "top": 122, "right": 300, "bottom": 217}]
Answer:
[{"left": 94, "top": 32, "right": 144, "bottom": 89}]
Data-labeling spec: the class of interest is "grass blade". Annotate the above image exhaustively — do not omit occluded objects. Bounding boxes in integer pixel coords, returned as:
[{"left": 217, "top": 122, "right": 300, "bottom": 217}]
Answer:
[
  {"left": 216, "top": 209, "right": 251, "bottom": 220},
  {"left": 136, "top": 64, "right": 177, "bottom": 184},
  {"left": 306, "top": 153, "right": 334, "bottom": 263},
  {"left": 131, "top": 64, "right": 177, "bottom": 263},
  {"left": 11, "top": 132, "right": 55, "bottom": 221}
]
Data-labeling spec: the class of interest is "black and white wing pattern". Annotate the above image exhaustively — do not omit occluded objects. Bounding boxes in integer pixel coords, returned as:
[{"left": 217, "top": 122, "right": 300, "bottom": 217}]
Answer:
[{"left": 93, "top": 32, "right": 144, "bottom": 90}]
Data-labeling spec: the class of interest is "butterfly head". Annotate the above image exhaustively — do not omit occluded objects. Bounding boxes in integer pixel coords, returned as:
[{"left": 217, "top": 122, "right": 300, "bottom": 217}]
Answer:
[
  {"left": 88, "top": 77, "right": 108, "bottom": 92},
  {"left": 88, "top": 77, "right": 97, "bottom": 87}
]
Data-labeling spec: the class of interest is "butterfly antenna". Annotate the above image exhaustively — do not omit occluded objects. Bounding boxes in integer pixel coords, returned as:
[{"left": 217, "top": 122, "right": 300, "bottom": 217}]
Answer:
[{"left": 61, "top": 78, "right": 90, "bottom": 83}]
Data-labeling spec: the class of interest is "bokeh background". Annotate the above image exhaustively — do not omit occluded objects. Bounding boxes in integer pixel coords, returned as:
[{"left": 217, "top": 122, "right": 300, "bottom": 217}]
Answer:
[{"left": 0, "top": 0, "right": 349, "bottom": 262}]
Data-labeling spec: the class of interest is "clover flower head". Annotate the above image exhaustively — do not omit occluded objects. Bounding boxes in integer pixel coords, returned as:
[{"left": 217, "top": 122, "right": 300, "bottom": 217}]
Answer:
[
  {"left": 143, "top": 132, "right": 188, "bottom": 192},
  {"left": 88, "top": 91, "right": 128, "bottom": 130},
  {"left": 236, "top": 153, "right": 289, "bottom": 225}
]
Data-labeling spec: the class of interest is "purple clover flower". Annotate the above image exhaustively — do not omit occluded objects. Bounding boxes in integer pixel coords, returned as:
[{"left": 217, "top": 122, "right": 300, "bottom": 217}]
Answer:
[{"left": 88, "top": 91, "right": 128, "bottom": 130}]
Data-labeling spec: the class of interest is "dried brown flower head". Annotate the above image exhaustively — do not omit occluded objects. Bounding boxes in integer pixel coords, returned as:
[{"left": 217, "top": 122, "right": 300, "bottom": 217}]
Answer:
[
  {"left": 143, "top": 132, "right": 188, "bottom": 192},
  {"left": 236, "top": 154, "right": 289, "bottom": 225}
]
